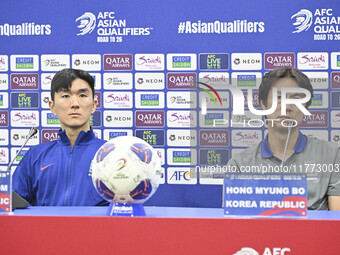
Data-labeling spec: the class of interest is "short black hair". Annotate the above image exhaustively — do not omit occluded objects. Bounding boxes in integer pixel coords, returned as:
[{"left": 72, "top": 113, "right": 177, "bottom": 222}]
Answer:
[
  {"left": 259, "top": 68, "right": 314, "bottom": 108},
  {"left": 50, "top": 68, "right": 95, "bottom": 101}
]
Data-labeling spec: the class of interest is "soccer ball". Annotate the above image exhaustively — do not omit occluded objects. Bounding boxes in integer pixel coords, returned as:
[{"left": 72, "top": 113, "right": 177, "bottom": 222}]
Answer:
[{"left": 91, "top": 136, "right": 162, "bottom": 204}]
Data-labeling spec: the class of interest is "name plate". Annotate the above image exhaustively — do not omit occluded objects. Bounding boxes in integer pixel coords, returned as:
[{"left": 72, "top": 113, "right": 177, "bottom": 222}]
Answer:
[
  {"left": 0, "top": 170, "right": 11, "bottom": 215},
  {"left": 224, "top": 173, "right": 307, "bottom": 217}
]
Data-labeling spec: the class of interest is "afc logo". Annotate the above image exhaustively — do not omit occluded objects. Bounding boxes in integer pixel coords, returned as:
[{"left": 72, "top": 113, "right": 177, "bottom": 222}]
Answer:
[
  {"left": 234, "top": 247, "right": 291, "bottom": 255},
  {"left": 169, "top": 170, "right": 191, "bottom": 181}
]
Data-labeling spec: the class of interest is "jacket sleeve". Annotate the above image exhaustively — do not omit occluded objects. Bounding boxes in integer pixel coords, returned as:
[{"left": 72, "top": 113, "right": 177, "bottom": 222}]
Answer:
[
  {"left": 12, "top": 150, "right": 34, "bottom": 205},
  {"left": 328, "top": 146, "right": 340, "bottom": 196}
]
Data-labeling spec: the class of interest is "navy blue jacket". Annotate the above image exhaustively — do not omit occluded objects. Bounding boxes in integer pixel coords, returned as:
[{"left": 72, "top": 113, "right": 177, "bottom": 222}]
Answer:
[{"left": 13, "top": 129, "right": 107, "bottom": 206}]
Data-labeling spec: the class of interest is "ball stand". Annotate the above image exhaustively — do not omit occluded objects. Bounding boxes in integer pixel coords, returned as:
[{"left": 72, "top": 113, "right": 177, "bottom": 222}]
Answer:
[{"left": 106, "top": 203, "right": 146, "bottom": 217}]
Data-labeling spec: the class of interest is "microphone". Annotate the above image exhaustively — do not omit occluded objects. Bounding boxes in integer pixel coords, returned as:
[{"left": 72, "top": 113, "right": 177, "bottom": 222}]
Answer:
[
  {"left": 281, "top": 121, "right": 294, "bottom": 167},
  {"left": 7, "top": 127, "right": 38, "bottom": 171}
]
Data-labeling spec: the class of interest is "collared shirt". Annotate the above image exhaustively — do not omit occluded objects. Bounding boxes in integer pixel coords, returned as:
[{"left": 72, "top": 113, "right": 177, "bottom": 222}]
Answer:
[
  {"left": 227, "top": 132, "right": 340, "bottom": 210},
  {"left": 261, "top": 131, "right": 306, "bottom": 158}
]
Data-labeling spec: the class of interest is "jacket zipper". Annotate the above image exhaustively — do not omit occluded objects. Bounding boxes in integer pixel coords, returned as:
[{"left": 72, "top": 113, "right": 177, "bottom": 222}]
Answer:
[{"left": 63, "top": 147, "right": 74, "bottom": 205}]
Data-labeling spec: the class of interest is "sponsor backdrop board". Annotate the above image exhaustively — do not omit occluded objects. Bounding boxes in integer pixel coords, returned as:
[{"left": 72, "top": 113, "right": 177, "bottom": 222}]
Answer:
[{"left": 0, "top": 0, "right": 339, "bottom": 207}]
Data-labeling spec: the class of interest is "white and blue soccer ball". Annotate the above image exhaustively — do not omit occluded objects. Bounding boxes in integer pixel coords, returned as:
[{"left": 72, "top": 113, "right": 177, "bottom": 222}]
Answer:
[{"left": 91, "top": 136, "right": 162, "bottom": 204}]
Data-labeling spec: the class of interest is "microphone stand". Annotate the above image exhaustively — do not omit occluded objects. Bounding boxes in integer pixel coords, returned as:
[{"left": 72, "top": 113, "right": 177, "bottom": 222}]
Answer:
[
  {"left": 7, "top": 127, "right": 37, "bottom": 210},
  {"left": 281, "top": 124, "right": 293, "bottom": 167},
  {"left": 7, "top": 127, "right": 37, "bottom": 172}
]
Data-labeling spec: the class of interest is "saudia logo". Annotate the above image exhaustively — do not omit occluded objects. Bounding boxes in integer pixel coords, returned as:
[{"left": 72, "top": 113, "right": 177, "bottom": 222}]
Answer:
[
  {"left": 202, "top": 74, "right": 227, "bottom": 83},
  {"left": 136, "top": 56, "right": 162, "bottom": 66},
  {"left": 334, "top": 113, "right": 340, "bottom": 122},
  {"left": 233, "top": 131, "right": 259, "bottom": 141},
  {"left": 168, "top": 112, "right": 193, "bottom": 122},
  {"left": 105, "top": 93, "right": 131, "bottom": 103},
  {"left": 43, "top": 75, "right": 53, "bottom": 85},
  {"left": 12, "top": 112, "right": 37, "bottom": 122},
  {"left": 0, "top": 149, "right": 6, "bottom": 158},
  {"left": 299, "top": 54, "right": 326, "bottom": 64}
]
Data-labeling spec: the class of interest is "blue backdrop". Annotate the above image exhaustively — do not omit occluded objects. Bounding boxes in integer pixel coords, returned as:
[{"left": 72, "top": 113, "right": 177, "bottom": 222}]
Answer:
[{"left": 0, "top": 0, "right": 339, "bottom": 207}]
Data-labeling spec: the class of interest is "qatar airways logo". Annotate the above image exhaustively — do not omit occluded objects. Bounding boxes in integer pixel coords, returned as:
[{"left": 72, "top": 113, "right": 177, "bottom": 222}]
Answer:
[
  {"left": 135, "top": 111, "right": 164, "bottom": 127},
  {"left": 301, "top": 110, "right": 328, "bottom": 128},
  {"left": 264, "top": 53, "right": 295, "bottom": 70},
  {"left": 103, "top": 54, "right": 132, "bottom": 71},
  {"left": 199, "top": 130, "right": 229, "bottom": 147},
  {"left": 0, "top": 111, "right": 8, "bottom": 126},
  {"left": 167, "top": 73, "right": 196, "bottom": 89},
  {"left": 42, "top": 129, "right": 59, "bottom": 143}
]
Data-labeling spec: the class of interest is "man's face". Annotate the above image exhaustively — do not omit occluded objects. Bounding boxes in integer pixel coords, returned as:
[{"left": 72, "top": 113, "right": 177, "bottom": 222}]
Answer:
[
  {"left": 49, "top": 78, "right": 97, "bottom": 132},
  {"left": 261, "top": 77, "right": 306, "bottom": 131}
]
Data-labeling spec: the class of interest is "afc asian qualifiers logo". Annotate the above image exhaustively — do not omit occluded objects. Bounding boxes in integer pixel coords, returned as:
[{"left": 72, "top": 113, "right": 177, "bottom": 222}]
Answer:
[
  {"left": 233, "top": 247, "right": 291, "bottom": 255},
  {"left": 75, "top": 11, "right": 152, "bottom": 43},
  {"left": 76, "top": 12, "right": 96, "bottom": 36},
  {"left": 291, "top": 9, "right": 313, "bottom": 33},
  {"left": 291, "top": 9, "right": 340, "bottom": 41}
]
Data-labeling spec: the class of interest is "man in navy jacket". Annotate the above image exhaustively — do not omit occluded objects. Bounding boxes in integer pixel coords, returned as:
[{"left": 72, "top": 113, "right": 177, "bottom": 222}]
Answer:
[{"left": 13, "top": 68, "right": 107, "bottom": 206}]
